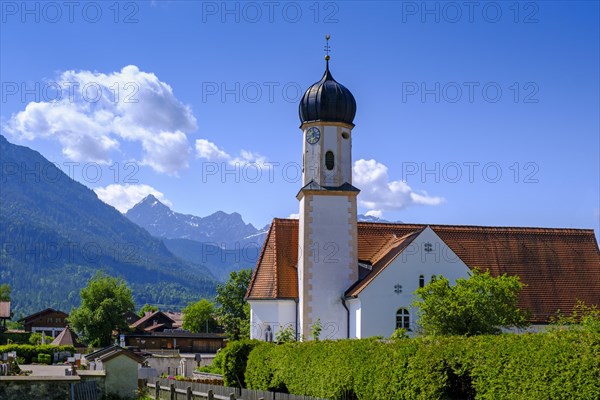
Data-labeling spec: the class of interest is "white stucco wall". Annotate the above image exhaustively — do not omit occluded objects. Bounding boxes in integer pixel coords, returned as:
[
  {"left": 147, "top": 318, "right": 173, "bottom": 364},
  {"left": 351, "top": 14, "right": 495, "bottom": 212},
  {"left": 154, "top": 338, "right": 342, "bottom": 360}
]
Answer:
[
  {"left": 299, "top": 194, "right": 357, "bottom": 340},
  {"left": 249, "top": 300, "right": 296, "bottom": 341},
  {"left": 356, "top": 227, "right": 472, "bottom": 338},
  {"left": 347, "top": 298, "right": 361, "bottom": 339},
  {"left": 104, "top": 356, "right": 140, "bottom": 399}
]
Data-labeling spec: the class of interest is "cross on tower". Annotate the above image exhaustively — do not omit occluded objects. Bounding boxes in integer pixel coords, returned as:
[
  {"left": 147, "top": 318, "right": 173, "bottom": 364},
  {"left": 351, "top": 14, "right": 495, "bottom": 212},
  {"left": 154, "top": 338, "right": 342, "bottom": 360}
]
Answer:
[{"left": 324, "top": 34, "right": 331, "bottom": 60}]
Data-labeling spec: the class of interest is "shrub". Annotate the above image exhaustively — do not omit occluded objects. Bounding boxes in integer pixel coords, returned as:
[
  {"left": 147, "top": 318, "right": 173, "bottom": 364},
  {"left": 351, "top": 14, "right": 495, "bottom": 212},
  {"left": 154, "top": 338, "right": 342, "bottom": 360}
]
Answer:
[
  {"left": 244, "top": 332, "right": 600, "bottom": 399},
  {"left": 37, "top": 353, "right": 51, "bottom": 365},
  {"left": 0, "top": 344, "right": 75, "bottom": 363},
  {"left": 220, "top": 339, "right": 261, "bottom": 387}
]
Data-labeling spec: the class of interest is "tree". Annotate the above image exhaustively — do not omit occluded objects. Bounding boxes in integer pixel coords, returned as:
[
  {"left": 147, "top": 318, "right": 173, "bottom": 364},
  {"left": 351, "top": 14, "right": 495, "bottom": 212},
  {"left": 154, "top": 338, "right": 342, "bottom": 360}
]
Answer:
[
  {"left": 0, "top": 283, "right": 11, "bottom": 301},
  {"left": 412, "top": 270, "right": 529, "bottom": 336},
  {"left": 215, "top": 269, "right": 252, "bottom": 340},
  {"left": 183, "top": 299, "right": 217, "bottom": 333},
  {"left": 69, "top": 272, "right": 135, "bottom": 346},
  {"left": 138, "top": 303, "right": 158, "bottom": 317}
]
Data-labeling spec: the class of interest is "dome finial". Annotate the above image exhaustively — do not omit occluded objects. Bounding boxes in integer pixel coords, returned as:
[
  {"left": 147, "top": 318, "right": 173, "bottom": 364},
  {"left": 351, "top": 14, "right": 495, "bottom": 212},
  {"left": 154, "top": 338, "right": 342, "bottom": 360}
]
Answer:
[{"left": 324, "top": 34, "right": 331, "bottom": 63}]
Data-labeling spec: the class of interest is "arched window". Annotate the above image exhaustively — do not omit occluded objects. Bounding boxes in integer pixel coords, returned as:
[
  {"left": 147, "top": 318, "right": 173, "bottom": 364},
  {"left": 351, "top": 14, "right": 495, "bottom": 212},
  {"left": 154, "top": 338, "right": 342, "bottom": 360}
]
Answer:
[
  {"left": 325, "top": 151, "right": 335, "bottom": 170},
  {"left": 419, "top": 275, "right": 425, "bottom": 288},
  {"left": 396, "top": 308, "right": 410, "bottom": 330}
]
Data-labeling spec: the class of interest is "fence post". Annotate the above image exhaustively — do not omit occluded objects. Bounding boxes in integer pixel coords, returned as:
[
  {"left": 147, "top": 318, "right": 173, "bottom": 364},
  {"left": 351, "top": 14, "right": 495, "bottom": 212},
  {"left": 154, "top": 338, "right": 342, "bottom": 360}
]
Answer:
[
  {"left": 170, "top": 383, "right": 176, "bottom": 400},
  {"left": 207, "top": 389, "right": 214, "bottom": 400},
  {"left": 186, "top": 386, "right": 192, "bottom": 400},
  {"left": 155, "top": 381, "right": 160, "bottom": 400}
]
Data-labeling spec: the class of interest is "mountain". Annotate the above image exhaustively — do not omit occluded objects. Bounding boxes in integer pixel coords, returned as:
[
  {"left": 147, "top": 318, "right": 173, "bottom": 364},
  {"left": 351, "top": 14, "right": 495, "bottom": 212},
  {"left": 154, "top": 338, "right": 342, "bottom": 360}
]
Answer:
[
  {"left": 357, "top": 214, "right": 395, "bottom": 223},
  {"left": 162, "top": 238, "right": 258, "bottom": 282},
  {"left": 125, "top": 195, "right": 268, "bottom": 248},
  {"left": 0, "top": 135, "right": 217, "bottom": 316}
]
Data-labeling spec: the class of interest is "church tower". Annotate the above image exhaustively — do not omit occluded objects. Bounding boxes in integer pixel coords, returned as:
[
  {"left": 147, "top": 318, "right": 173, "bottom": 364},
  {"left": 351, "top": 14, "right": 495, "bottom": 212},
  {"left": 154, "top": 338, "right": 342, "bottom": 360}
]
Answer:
[{"left": 296, "top": 37, "right": 358, "bottom": 340}]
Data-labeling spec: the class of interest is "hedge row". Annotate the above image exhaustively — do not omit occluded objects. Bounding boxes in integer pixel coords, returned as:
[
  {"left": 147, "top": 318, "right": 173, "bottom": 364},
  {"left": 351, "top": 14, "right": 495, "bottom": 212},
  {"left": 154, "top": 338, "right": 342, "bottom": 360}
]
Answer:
[
  {"left": 0, "top": 344, "right": 76, "bottom": 363},
  {"left": 242, "top": 331, "right": 600, "bottom": 400},
  {"left": 0, "top": 331, "right": 32, "bottom": 345},
  {"left": 220, "top": 339, "right": 262, "bottom": 387}
]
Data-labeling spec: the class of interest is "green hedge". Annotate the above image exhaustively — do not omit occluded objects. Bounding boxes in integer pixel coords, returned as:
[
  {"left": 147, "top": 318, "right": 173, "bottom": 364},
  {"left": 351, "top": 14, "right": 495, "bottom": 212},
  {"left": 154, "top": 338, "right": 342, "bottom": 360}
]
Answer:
[
  {"left": 0, "top": 331, "right": 32, "bottom": 345},
  {"left": 220, "top": 339, "right": 262, "bottom": 387},
  {"left": 0, "top": 344, "right": 76, "bottom": 363},
  {"left": 37, "top": 353, "right": 51, "bottom": 364},
  {"left": 244, "top": 331, "right": 600, "bottom": 400}
]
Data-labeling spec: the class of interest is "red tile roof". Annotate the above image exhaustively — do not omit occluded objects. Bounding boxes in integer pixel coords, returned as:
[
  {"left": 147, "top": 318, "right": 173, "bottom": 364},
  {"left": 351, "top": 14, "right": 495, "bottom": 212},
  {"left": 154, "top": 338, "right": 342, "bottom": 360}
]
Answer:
[
  {"left": 246, "top": 219, "right": 600, "bottom": 323},
  {"left": 246, "top": 219, "right": 298, "bottom": 299}
]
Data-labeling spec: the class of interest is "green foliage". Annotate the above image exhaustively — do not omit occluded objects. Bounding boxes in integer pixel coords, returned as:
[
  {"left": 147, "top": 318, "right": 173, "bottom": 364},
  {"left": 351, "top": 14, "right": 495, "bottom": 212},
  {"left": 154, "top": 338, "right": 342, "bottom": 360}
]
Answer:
[
  {"left": 220, "top": 339, "right": 262, "bottom": 387},
  {"left": 28, "top": 332, "right": 44, "bottom": 345},
  {"left": 0, "top": 344, "right": 75, "bottom": 363},
  {"left": 137, "top": 304, "right": 158, "bottom": 317},
  {"left": 0, "top": 331, "right": 31, "bottom": 345},
  {"left": 244, "top": 332, "right": 600, "bottom": 399},
  {"left": 310, "top": 318, "right": 322, "bottom": 341},
  {"left": 275, "top": 324, "right": 297, "bottom": 343},
  {"left": 37, "top": 353, "right": 51, "bottom": 364},
  {"left": 413, "top": 270, "right": 529, "bottom": 336},
  {"left": 215, "top": 269, "right": 252, "bottom": 340},
  {"left": 0, "top": 283, "right": 11, "bottom": 301},
  {"left": 390, "top": 328, "right": 409, "bottom": 340},
  {"left": 550, "top": 300, "right": 600, "bottom": 333},
  {"left": 182, "top": 299, "right": 218, "bottom": 333},
  {"left": 69, "top": 272, "right": 135, "bottom": 346}
]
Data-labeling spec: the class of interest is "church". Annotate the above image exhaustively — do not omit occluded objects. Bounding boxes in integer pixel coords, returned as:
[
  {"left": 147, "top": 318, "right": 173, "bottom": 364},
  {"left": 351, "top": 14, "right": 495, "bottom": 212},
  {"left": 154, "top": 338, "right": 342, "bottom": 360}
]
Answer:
[{"left": 246, "top": 47, "right": 600, "bottom": 341}]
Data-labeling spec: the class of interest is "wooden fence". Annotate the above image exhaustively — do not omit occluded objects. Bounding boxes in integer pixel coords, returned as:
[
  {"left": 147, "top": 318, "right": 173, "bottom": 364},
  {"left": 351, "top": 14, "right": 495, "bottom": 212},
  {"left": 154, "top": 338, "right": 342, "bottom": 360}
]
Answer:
[{"left": 148, "top": 378, "right": 330, "bottom": 400}]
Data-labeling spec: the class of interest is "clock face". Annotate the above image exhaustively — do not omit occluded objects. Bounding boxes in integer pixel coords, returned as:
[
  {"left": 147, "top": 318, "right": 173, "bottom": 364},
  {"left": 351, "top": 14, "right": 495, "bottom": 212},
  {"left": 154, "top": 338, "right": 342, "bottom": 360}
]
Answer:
[{"left": 306, "top": 127, "right": 321, "bottom": 144}]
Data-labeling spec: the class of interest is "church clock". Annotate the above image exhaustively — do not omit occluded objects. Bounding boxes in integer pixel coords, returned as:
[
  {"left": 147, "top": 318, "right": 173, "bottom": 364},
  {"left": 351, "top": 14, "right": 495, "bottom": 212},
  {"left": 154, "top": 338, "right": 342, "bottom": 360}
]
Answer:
[{"left": 306, "top": 127, "right": 320, "bottom": 144}]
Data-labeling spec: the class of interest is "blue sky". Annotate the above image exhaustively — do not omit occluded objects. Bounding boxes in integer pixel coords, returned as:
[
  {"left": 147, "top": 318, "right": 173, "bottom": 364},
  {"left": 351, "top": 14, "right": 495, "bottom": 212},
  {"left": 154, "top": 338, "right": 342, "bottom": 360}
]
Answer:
[{"left": 1, "top": 1, "right": 598, "bottom": 237}]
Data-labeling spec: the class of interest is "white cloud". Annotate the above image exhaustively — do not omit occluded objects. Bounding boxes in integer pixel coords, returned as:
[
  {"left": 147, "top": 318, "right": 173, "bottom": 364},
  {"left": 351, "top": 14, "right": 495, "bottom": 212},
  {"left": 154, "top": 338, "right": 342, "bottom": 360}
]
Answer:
[
  {"left": 230, "top": 150, "right": 268, "bottom": 166},
  {"left": 194, "top": 138, "right": 268, "bottom": 168},
  {"left": 94, "top": 183, "right": 172, "bottom": 213},
  {"left": 6, "top": 65, "right": 196, "bottom": 174},
  {"left": 353, "top": 159, "right": 444, "bottom": 216},
  {"left": 195, "top": 139, "right": 231, "bottom": 161},
  {"left": 287, "top": 213, "right": 300, "bottom": 219}
]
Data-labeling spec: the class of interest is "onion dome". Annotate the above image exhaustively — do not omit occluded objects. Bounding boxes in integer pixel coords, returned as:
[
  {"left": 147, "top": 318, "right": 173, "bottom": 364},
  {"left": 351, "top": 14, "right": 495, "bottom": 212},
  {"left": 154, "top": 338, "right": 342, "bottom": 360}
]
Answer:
[{"left": 299, "top": 59, "right": 357, "bottom": 126}]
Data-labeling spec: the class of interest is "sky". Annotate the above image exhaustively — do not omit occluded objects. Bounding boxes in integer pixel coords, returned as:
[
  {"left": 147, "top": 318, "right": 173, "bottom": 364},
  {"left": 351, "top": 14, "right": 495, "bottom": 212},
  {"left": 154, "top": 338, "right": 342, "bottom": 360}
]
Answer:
[{"left": 1, "top": 1, "right": 599, "bottom": 237}]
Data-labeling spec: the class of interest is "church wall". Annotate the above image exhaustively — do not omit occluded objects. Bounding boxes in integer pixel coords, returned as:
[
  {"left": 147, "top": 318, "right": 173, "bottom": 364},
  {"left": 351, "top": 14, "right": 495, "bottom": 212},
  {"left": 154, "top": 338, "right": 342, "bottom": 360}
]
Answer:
[
  {"left": 358, "top": 227, "right": 471, "bottom": 338},
  {"left": 300, "top": 194, "right": 357, "bottom": 340},
  {"left": 248, "top": 300, "right": 296, "bottom": 341},
  {"left": 347, "top": 298, "right": 361, "bottom": 339}
]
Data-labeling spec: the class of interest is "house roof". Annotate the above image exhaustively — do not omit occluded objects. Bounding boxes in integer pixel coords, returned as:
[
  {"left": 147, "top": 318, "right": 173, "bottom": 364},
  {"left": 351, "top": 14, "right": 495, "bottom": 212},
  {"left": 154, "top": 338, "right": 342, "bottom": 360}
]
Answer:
[
  {"left": 18, "top": 308, "right": 68, "bottom": 323},
  {"left": 86, "top": 345, "right": 144, "bottom": 364},
  {"left": 0, "top": 302, "right": 10, "bottom": 319},
  {"left": 346, "top": 228, "right": 425, "bottom": 297},
  {"left": 246, "top": 219, "right": 299, "bottom": 300},
  {"left": 246, "top": 219, "right": 600, "bottom": 323},
  {"left": 51, "top": 326, "right": 84, "bottom": 347},
  {"left": 130, "top": 311, "right": 175, "bottom": 330}
]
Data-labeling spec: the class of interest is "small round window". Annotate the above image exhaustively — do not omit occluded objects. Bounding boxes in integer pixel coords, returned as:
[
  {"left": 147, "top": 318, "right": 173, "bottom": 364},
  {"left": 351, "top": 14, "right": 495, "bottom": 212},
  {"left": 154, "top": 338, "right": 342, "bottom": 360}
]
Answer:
[
  {"left": 341, "top": 131, "right": 350, "bottom": 139},
  {"left": 325, "top": 151, "right": 335, "bottom": 170}
]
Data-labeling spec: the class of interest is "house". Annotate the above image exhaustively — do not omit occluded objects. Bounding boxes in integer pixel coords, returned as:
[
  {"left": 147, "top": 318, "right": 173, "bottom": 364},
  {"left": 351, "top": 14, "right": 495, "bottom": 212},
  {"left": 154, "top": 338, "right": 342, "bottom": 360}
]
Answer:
[
  {"left": 123, "top": 311, "right": 140, "bottom": 326},
  {"left": 125, "top": 311, "right": 225, "bottom": 353},
  {"left": 246, "top": 50, "right": 600, "bottom": 341},
  {"left": 129, "top": 311, "right": 181, "bottom": 333},
  {"left": 85, "top": 345, "right": 144, "bottom": 398},
  {"left": 18, "top": 308, "right": 68, "bottom": 338}
]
